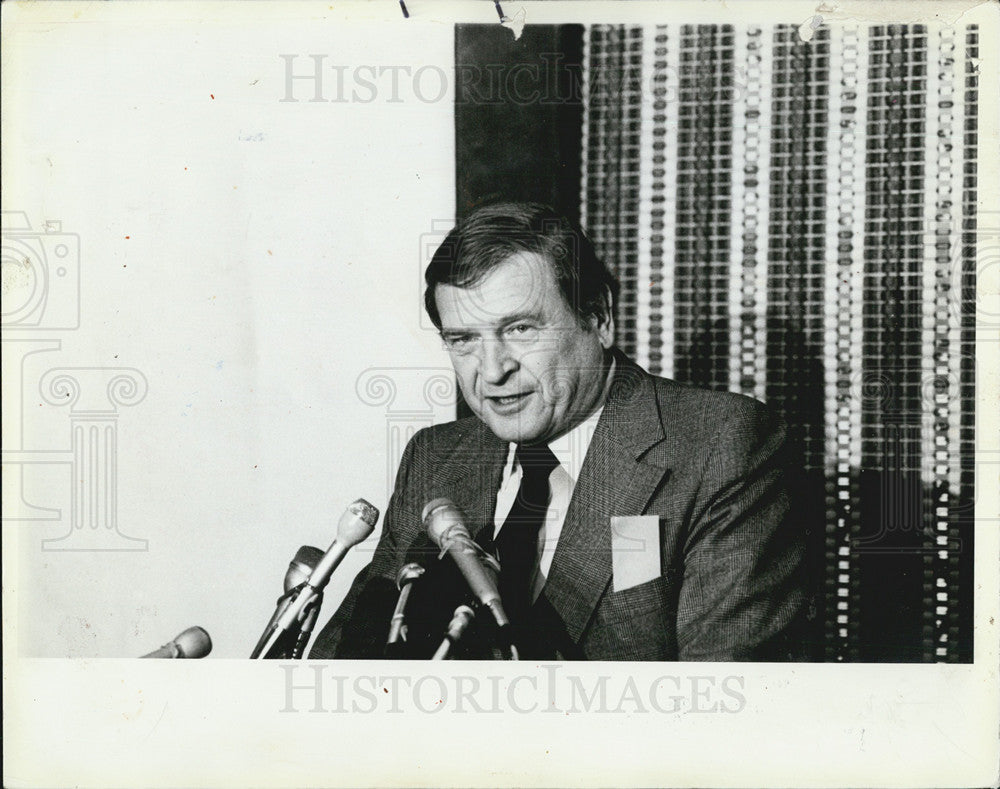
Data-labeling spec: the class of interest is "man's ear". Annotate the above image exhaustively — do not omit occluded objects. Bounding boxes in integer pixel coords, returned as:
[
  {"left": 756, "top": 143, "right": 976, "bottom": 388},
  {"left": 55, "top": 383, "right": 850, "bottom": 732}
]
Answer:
[{"left": 591, "top": 285, "right": 615, "bottom": 349}]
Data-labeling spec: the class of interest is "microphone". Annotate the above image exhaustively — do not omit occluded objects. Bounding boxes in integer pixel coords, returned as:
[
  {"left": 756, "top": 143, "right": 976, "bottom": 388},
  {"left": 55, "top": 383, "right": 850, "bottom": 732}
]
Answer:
[
  {"left": 432, "top": 605, "right": 476, "bottom": 660},
  {"left": 142, "top": 626, "right": 212, "bottom": 659},
  {"left": 285, "top": 545, "right": 325, "bottom": 592},
  {"left": 385, "top": 562, "right": 426, "bottom": 650},
  {"left": 252, "top": 499, "right": 379, "bottom": 659},
  {"left": 285, "top": 546, "right": 326, "bottom": 658},
  {"left": 422, "top": 498, "right": 509, "bottom": 630},
  {"left": 250, "top": 545, "right": 326, "bottom": 660}
]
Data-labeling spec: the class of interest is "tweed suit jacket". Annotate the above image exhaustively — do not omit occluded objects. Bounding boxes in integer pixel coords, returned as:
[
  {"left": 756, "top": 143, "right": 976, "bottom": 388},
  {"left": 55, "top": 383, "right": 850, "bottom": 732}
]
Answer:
[{"left": 310, "top": 351, "right": 805, "bottom": 661}]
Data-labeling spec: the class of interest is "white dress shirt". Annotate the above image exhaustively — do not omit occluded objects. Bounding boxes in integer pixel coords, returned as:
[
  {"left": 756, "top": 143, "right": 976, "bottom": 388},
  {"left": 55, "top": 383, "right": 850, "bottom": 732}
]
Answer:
[{"left": 491, "top": 403, "right": 606, "bottom": 599}]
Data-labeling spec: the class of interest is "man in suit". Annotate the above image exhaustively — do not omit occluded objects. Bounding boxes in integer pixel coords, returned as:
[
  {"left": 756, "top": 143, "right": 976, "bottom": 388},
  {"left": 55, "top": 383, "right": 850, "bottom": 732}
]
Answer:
[{"left": 310, "top": 202, "right": 804, "bottom": 661}]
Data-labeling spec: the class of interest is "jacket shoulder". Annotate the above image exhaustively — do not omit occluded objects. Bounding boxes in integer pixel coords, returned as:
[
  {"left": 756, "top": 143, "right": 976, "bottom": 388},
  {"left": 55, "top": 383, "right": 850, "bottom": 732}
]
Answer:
[
  {"left": 409, "top": 414, "right": 482, "bottom": 444},
  {"left": 402, "top": 414, "right": 488, "bottom": 463},
  {"left": 653, "top": 374, "right": 771, "bottom": 415},
  {"left": 645, "top": 372, "right": 780, "bottom": 445}
]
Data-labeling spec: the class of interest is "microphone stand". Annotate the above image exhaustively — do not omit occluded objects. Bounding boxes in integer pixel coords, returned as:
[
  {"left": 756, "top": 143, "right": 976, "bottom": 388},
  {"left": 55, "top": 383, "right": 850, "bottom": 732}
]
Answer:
[
  {"left": 250, "top": 583, "right": 319, "bottom": 659},
  {"left": 291, "top": 591, "right": 323, "bottom": 659},
  {"left": 428, "top": 605, "right": 521, "bottom": 660},
  {"left": 384, "top": 563, "right": 425, "bottom": 658}
]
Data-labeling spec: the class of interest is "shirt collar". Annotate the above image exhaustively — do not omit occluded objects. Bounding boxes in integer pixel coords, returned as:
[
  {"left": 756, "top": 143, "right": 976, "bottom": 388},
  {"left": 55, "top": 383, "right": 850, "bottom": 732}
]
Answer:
[{"left": 547, "top": 404, "right": 604, "bottom": 482}]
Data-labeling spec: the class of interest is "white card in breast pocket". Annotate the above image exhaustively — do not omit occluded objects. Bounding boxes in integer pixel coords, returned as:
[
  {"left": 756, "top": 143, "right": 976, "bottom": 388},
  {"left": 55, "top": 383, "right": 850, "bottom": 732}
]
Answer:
[{"left": 610, "top": 515, "right": 661, "bottom": 592}]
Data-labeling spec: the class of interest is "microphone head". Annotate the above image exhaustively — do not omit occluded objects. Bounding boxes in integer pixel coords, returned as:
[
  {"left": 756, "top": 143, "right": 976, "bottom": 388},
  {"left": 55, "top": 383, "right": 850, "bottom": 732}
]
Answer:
[
  {"left": 449, "top": 604, "right": 476, "bottom": 624},
  {"left": 285, "top": 545, "right": 324, "bottom": 592},
  {"left": 336, "top": 498, "right": 379, "bottom": 546},
  {"left": 422, "top": 498, "right": 469, "bottom": 545},
  {"left": 174, "top": 626, "right": 212, "bottom": 658},
  {"left": 395, "top": 562, "right": 426, "bottom": 589}
]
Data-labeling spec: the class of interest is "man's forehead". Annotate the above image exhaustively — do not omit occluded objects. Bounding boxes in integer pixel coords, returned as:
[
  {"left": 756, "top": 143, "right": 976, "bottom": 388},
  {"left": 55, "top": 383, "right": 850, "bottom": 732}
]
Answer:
[{"left": 435, "top": 252, "right": 557, "bottom": 327}]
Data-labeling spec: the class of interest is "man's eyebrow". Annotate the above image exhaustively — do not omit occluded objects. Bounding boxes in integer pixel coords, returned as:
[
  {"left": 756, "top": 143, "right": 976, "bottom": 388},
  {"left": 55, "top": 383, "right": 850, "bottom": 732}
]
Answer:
[
  {"left": 440, "top": 311, "right": 541, "bottom": 335},
  {"left": 497, "top": 311, "right": 542, "bottom": 327}
]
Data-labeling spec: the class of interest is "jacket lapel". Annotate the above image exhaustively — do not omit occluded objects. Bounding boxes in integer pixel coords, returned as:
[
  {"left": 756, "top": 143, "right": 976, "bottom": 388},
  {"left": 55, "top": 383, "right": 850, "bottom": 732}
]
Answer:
[
  {"left": 540, "top": 354, "right": 672, "bottom": 645},
  {"left": 430, "top": 418, "right": 508, "bottom": 540}
]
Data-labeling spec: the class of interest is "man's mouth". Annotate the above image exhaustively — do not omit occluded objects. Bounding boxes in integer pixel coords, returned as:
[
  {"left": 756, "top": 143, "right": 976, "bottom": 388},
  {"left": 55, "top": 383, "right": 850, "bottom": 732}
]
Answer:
[{"left": 486, "top": 392, "right": 531, "bottom": 408}]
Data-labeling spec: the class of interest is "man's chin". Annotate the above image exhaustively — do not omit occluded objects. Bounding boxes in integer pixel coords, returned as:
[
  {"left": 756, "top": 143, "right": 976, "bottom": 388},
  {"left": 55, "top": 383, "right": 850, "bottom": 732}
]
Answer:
[{"left": 477, "top": 413, "right": 545, "bottom": 445}]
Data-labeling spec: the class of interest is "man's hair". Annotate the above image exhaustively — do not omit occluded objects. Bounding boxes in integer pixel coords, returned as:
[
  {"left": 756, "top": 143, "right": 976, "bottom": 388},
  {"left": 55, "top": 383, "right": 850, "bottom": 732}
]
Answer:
[{"left": 423, "top": 202, "right": 620, "bottom": 330}]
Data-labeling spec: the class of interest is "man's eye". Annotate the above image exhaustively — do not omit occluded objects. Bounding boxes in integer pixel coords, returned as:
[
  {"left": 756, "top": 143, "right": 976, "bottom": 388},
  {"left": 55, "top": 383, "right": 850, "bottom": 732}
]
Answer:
[
  {"left": 443, "top": 334, "right": 475, "bottom": 351},
  {"left": 501, "top": 323, "right": 540, "bottom": 344}
]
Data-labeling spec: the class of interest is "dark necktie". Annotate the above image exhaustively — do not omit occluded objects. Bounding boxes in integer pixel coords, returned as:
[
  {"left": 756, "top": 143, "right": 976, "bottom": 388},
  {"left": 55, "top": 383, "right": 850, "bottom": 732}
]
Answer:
[{"left": 492, "top": 442, "right": 560, "bottom": 628}]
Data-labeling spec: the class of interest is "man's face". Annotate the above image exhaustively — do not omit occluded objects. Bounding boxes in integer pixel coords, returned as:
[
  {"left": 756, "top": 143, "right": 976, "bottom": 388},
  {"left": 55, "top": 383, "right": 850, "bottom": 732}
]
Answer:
[{"left": 434, "top": 252, "right": 614, "bottom": 444}]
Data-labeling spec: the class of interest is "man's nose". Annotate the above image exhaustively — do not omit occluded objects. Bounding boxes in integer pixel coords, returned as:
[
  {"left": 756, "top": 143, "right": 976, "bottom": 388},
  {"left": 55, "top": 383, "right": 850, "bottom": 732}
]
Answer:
[{"left": 478, "top": 338, "right": 517, "bottom": 383}]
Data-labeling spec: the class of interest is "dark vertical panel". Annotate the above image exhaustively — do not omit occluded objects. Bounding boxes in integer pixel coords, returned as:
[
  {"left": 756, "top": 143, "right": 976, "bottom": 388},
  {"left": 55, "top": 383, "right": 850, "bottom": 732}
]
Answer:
[
  {"left": 672, "top": 25, "right": 734, "bottom": 391},
  {"left": 955, "top": 25, "right": 978, "bottom": 664},
  {"left": 857, "top": 25, "right": 928, "bottom": 661},
  {"left": 764, "top": 25, "right": 829, "bottom": 469},
  {"left": 647, "top": 27, "right": 670, "bottom": 376},
  {"left": 454, "top": 24, "right": 584, "bottom": 221},
  {"left": 764, "top": 25, "right": 830, "bottom": 662},
  {"left": 583, "top": 25, "right": 644, "bottom": 358}
]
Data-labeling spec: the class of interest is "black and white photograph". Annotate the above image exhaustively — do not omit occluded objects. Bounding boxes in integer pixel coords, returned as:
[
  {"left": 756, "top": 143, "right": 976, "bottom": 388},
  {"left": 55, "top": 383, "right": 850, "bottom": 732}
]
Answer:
[{"left": 3, "top": 1, "right": 998, "bottom": 786}]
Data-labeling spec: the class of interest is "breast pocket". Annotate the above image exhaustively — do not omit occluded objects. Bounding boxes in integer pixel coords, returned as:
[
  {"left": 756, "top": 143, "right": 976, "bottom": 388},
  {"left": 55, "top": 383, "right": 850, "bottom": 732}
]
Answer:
[{"left": 585, "top": 572, "right": 679, "bottom": 661}]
